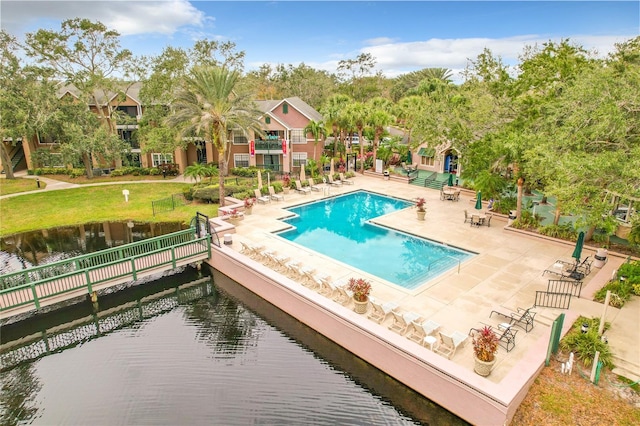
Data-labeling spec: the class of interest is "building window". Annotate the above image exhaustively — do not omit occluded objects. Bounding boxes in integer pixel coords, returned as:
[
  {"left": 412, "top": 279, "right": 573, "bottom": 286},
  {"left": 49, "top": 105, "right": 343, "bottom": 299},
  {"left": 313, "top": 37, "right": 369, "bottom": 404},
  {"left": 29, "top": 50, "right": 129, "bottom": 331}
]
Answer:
[
  {"left": 234, "top": 154, "right": 250, "bottom": 168},
  {"left": 152, "top": 153, "right": 174, "bottom": 166},
  {"left": 420, "top": 156, "right": 435, "bottom": 167},
  {"left": 292, "top": 152, "right": 307, "bottom": 167},
  {"left": 265, "top": 117, "right": 271, "bottom": 124},
  {"left": 233, "top": 135, "right": 248, "bottom": 145},
  {"left": 290, "top": 129, "right": 305, "bottom": 144},
  {"left": 116, "top": 105, "right": 138, "bottom": 117},
  {"left": 283, "top": 103, "right": 288, "bottom": 114}
]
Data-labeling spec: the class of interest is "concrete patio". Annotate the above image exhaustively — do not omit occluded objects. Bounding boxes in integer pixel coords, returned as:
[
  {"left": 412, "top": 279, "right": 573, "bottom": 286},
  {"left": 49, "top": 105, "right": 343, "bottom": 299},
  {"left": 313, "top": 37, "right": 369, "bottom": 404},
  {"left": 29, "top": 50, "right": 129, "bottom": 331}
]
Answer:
[{"left": 206, "top": 174, "right": 638, "bottom": 424}]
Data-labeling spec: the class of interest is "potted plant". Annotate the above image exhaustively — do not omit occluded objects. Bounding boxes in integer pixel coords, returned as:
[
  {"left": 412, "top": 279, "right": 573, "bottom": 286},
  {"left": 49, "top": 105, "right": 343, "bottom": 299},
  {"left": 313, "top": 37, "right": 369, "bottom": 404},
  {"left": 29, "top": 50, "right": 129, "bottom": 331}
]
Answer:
[
  {"left": 472, "top": 326, "right": 499, "bottom": 376},
  {"left": 282, "top": 174, "right": 291, "bottom": 194},
  {"left": 346, "top": 277, "right": 372, "bottom": 314},
  {"left": 416, "top": 197, "right": 427, "bottom": 220},
  {"left": 228, "top": 208, "right": 243, "bottom": 224},
  {"left": 244, "top": 197, "right": 256, "bottom": 215}
]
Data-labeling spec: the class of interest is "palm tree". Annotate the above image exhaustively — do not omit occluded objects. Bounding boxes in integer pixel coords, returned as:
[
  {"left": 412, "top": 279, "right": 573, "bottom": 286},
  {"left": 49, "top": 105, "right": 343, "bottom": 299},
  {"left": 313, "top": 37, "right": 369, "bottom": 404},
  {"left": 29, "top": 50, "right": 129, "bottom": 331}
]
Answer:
[
  {"left": 366, "top": 97, "right": 395, "bottom": 170},
  {"left": 165, "top": 66, "right": 263, "bottom": 206},
  {"left": 304, "top": 119, "right": 326, "bottom": 163},
  {"left": 320, "top": 94, "right": 351, "bottom": 155},
  {"left": 341, "top": 102, "right": 368, "bottom": 173}
]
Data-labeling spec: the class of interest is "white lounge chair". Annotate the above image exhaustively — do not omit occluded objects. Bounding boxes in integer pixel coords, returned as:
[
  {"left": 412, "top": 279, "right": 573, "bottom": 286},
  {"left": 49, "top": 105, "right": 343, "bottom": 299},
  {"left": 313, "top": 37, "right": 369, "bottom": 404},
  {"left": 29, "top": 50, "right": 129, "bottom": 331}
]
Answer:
[
  {"left": 285, "top": 261, "right": 303, "bottom": 279},
  {"left": 307, "top": 178, "right": 321, "bottom": 191},
  {"left": 239, "top": 242, "right": 264, "bottom": 259},
  {"left": 333, "top": 282, "right": 353, "bottom": 305},
  {"left": 328, "top": 175, "right": 342, "bottom": 187},
  {"left": 406, "top": 319, "right": 441, "bottom": 344},
  {"left": 435, "top": 331, "right": 468, "bottom": 359},
  {"left": 254, "top": 189, "right": 270, "bottom": 204},
  {"left": 300, "top": 266, "right": 317, "bottom": 288},
  {"left": 339, "top": 172, "right": 354, "bottom": 185},
  {"left": 295, "top": 180, "right": 311, "bottom": 195},
  {"left": 367, "top": 298, "right": 399, "bottom": 324},
  {"left": 315, "top": 274, "right": 336, "bottom": 296},
  {"left": 268, "top": 186, "right": 284, "bottom": 201},
  {"left": 389, "top": 311, "right": 423, "bottom": 335}
]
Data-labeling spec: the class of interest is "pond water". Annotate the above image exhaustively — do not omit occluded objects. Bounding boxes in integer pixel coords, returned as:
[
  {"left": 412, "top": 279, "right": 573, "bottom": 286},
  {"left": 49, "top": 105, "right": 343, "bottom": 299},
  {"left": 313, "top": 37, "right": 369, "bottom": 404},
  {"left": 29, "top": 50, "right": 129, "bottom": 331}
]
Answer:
[{"left": 0, "top": 227, "right": 468, "bottom": 425}]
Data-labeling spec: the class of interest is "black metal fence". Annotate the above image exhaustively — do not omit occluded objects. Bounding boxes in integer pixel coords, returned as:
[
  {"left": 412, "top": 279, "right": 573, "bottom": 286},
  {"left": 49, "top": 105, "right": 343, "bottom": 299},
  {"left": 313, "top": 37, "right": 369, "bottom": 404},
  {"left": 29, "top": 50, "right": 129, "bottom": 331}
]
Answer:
[
  {"left": 152, "top": 193, "right": 188, "bottom": 216},
  {"left": 547, "top": 279, "right": 583, "bottom": 297},
  {"left": 534, "top": 291, "right": 572, "bottom": 309}
]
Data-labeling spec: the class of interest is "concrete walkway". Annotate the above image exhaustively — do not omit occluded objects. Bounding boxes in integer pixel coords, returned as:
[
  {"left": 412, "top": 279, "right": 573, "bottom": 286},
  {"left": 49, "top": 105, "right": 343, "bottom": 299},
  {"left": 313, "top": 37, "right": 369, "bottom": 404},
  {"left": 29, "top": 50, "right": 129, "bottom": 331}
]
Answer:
[
  {"left": 0, "top": 170, "right": 192, "bottom": 200},
  {"left": 2, "top": 171, "right": 639, "bottom": 383}
]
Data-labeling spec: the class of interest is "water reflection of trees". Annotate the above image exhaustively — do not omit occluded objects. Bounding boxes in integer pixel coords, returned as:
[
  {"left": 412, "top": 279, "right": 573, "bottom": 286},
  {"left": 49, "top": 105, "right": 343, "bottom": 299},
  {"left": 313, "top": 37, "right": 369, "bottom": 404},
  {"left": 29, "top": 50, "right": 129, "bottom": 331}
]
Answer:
[
  {"left": 184, "top": 291, "right": 262, "bottom": 355},
  {"left": 0, "top": 364, "right": 41, "bottom": 426},
  {"left": 0, "top": 221, "right": 185, "bottom": 269}
]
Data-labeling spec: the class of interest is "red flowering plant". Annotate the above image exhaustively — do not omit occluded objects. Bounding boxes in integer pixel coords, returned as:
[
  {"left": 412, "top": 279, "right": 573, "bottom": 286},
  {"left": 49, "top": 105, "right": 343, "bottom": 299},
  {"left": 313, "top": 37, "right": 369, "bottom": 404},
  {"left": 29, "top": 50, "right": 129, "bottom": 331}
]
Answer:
[
  {"left": 229, "top": 208, "right": 240, "bottom": 218},
  {"left": 244, "top": 197, "right": 256, "bottom": 208},
  {"left": 472, "top": 326, "right": 499, "bottom": 362},
  {"left": 416, "top": 197, "right": 426, "bottom": 212},
  {"left": 282, "top": 174, "right": 292, "bottom": 188},
  {"left": 346, "top": 277, "right": 372, "bottom": 302}
]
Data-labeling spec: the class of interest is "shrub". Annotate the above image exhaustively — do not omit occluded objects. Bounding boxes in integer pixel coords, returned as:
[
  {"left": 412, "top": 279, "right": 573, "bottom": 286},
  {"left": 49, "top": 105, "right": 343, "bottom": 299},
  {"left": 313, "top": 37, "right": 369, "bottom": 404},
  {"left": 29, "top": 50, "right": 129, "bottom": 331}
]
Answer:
[
  {"left": 492, "top": 196, "right": 516, "bottom": 215},
  {"left": 192, "top": 186, "right": 218, "bottom": 203},
  {"left": 539, "top": 223, "right": 578, "bottom": 240},
  {"left": 594, "top": 280, "right": 632, "bottom": 307},
  {"left": 560, "top": 316, "right": 612, "bottom": 368}
]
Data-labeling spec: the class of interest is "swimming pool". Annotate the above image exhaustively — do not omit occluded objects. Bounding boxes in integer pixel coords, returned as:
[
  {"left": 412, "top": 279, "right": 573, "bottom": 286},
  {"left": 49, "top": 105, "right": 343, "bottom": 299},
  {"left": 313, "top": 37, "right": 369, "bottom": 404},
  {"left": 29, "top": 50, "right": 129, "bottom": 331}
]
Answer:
[{"left": 277, "top": 191, "right": 474, "bottom": 290}]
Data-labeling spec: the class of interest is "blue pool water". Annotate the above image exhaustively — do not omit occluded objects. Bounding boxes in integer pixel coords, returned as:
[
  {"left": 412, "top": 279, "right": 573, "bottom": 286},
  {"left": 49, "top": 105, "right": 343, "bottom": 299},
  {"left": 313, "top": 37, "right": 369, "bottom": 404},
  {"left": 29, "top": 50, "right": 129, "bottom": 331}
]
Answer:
[{"left": 278, "top": 191, "right": 474, "bottom": 289}]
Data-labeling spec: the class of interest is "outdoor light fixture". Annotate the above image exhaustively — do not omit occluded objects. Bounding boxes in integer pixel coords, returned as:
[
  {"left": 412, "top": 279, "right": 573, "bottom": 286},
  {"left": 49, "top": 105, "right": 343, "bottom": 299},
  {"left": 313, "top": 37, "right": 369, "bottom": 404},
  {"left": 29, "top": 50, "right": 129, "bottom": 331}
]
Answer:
[{"left": 581, "top": 323, "right": 589, "bottom": 334}]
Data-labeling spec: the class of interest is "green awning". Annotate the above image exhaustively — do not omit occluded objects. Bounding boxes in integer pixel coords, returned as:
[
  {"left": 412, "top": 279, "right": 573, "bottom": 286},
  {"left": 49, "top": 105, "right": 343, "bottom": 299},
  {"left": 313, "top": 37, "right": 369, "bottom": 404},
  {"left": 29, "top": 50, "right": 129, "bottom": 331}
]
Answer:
[{"left": 417, "top": 147, "right": 435, "bottom": 157}]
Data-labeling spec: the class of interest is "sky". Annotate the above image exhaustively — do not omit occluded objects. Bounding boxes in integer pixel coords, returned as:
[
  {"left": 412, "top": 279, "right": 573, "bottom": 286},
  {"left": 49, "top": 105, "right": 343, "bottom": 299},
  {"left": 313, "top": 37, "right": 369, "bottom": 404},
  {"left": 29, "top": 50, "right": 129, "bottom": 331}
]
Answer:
[{"left": 2, "top": 1, "right": 639, "bottom": 81}]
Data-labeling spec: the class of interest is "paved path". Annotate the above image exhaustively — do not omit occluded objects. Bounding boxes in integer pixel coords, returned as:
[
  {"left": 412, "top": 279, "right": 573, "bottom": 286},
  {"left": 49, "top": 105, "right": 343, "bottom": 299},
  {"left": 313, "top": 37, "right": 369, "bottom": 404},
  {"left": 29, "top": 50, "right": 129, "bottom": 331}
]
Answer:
[{"left": 0, "top": 170, "right": 192, "bottom": 200}]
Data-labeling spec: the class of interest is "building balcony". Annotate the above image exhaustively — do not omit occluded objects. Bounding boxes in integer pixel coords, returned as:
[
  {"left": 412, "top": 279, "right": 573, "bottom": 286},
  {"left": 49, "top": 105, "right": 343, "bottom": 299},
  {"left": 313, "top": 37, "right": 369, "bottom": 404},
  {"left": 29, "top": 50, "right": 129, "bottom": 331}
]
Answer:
[{"left": 254, "top": 140, "right": 283, "bottom": 154}]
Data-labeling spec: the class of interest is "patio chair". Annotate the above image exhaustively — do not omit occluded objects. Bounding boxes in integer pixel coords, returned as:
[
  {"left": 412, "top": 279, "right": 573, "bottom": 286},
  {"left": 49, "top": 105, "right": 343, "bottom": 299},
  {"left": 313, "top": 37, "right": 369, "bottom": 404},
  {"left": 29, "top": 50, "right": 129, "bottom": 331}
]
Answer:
[
  {"left": 339, "top": 173, "right": 354, "bottom": 185},
  {"left": 333, "top": 283, "right": 353, "bottom": 305},
  {"left": 307, "top": 178, "right": 321, "bottom": 191},
  {"left": 300, "top": 266, "right": 318, "bottom": 287},
  {"left": 483, "top": 214, "right": 492, "bottom": 227},
  {"left": 367, "top": 298, "right": 399, "bottom": 324},
  {"left": 285, "top": 261, "right": 304, "bottom": 280},
  {"left": 314, "top": 274, "right": 335, "bottom": 296},
  {"left": 268, "top": 186, "right": 284, "bottom": 201},
  {"left": 295, "top": 180, "right": 311, "bottom": 195},
  {"left": 470, "top": 214, "right": 482, "bottom": 227},
  {"left": 254, "top": 189, "right": 271, "bottom": 204},
  {"left": 463, "top": 210, "right": 471, "bottom": 224},
  {"left": 406, "top": 319, "right": 441, "bottom": 344},
  {"left": 328, "top": 175, "right": 343, "bottom": 187},
  {"left": 435, "top": 331, "right": 468, "bottom": 359},
  {"left": 272, "top": 254, "right": 291, "bottom": 272},
  {"left": 490, "top": 306, "right": 536, "bottom": 332},
  {"left": 240, "top": 242, "right": 264, "bottom": 259},
  {"left": 388, "top": 311, "right": 422, "bottom": 335}
]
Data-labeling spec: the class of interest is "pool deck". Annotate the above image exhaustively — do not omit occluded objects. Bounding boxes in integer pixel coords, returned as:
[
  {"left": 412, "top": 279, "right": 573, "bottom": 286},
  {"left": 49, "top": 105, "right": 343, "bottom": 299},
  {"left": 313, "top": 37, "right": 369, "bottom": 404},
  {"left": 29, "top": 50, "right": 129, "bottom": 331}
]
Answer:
[{"left": 206, "top": 174, "right": 639, "bottom": 424}]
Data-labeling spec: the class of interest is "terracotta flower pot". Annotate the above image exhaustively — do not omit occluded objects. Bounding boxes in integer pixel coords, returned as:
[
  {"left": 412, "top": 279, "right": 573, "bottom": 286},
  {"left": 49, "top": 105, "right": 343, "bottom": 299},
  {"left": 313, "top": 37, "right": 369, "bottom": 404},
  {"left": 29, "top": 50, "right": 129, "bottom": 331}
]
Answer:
[{"left": 417, "top": 210, "right": 426, "bottom": 221}]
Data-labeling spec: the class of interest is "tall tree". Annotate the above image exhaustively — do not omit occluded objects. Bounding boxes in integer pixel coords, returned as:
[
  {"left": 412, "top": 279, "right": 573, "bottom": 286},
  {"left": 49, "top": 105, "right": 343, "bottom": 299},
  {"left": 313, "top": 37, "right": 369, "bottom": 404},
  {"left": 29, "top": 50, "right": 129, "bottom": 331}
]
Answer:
[
  {"left": 165, "top": 66, "right": 263, "bottom": 206},
  {"left": 341, "top": 102, "right": 369, "bottom": 173},
  {"left": 303, "top": 120, "right": 326, "bottom": 166},
  {"left": 24, "top": 18, "right": 135, "bottom": 177},
  {"left": 320, "top": 94, "right": 351, "bottom": 155},
  {"left": 366, "top": 97, "right": 394, "bottom": 169}
]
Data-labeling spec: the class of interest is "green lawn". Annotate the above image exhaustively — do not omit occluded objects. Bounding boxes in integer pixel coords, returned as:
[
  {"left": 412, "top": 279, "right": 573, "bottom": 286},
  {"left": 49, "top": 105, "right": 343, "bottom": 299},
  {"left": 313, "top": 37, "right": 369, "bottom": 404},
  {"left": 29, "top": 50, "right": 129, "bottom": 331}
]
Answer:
[
  {"left": 0, "top": 177, "right": 46, "bottom": 195},
  {"left": 0, "top": 183, "right": 214, "bottom": 236}
]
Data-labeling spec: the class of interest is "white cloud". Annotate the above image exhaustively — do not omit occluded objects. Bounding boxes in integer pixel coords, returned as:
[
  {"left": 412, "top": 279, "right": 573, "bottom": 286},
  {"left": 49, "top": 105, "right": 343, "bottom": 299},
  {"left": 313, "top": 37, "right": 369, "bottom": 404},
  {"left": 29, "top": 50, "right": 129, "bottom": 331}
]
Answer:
[
  {"left": 362, "top": 34, "right": 635, "bottom": 80},
  {"left": 1, "top": 0, "right": 206, "bottom": 36}
]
